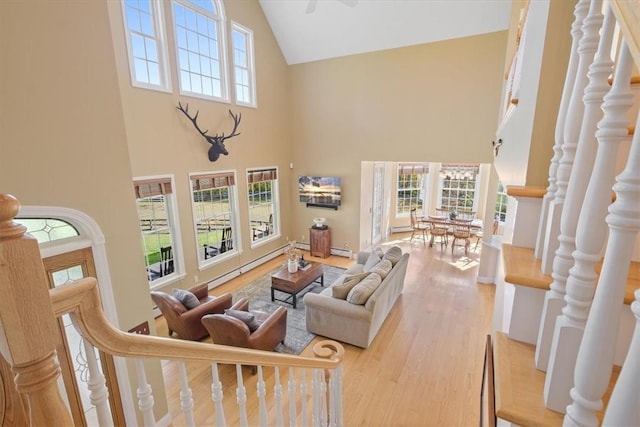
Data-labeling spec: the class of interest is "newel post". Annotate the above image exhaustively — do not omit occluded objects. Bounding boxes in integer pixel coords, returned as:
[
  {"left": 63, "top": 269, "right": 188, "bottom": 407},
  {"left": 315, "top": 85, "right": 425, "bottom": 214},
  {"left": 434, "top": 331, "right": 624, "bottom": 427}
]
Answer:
[{"left": 0, "top": 194, "right": 73, "bottom": 425}]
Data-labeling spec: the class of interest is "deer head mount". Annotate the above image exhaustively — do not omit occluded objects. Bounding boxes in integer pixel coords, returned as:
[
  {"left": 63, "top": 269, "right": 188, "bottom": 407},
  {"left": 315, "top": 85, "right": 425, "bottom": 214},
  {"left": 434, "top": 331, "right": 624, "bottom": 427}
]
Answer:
[{"left": 176, "top": 102, "right": 242, "bottom": 162}]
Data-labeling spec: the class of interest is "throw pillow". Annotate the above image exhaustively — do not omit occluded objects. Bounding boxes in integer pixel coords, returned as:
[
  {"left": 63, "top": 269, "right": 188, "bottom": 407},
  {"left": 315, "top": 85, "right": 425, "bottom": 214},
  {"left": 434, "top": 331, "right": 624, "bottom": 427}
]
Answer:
[
  {"left": 332, "top": 272, "right": 369, "bottom": 300},
  {"left": 369, "top": 259, "right": 392, "bottom": 280},
  {"left": 382, "top": 246, "right": 403, "bottom": 266},
  {"left": 363, "top": 252, "right": 382, "bottom": 273},
  {"left": 374, "top": 246, "right": 385, "bottom": 259},
  {"left": 173, "top": 288, "right": 201, "bottom": 310},
  {"left": 225, "top": 309, "right": 261, "bottom": 332},
  {"left": 347, "top": 273, "right": 382, "bottom": 305},
  {"left": 345, "top": 263, "right": 365, "bottom": 275}
]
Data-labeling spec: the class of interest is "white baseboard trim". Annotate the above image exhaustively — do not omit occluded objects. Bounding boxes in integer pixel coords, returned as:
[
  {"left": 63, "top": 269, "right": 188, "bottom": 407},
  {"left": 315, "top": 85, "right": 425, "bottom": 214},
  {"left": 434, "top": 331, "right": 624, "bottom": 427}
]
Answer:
[
  {"left": 391, "top": 226, "right": 412, "bottom": 233},
  {"left": 477, "top": 275, "right": 495, "bottom": 284}
]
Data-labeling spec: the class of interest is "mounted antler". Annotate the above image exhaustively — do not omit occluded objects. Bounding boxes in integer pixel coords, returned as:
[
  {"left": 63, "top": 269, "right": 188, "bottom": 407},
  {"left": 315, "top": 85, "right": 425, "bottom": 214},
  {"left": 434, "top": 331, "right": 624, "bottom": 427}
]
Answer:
[{"left": 176, "top": 102, "right": 242, "bottom": 162}]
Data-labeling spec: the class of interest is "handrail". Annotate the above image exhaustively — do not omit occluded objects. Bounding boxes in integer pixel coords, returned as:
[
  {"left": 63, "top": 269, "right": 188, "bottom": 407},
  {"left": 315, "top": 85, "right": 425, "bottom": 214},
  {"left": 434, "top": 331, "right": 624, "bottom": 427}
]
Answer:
[
  {"left": 610, "top": 0, "right": 640, "bottom": 65},
  {"left": 50, "top": 277, "right": 344, "bottom": 368}
]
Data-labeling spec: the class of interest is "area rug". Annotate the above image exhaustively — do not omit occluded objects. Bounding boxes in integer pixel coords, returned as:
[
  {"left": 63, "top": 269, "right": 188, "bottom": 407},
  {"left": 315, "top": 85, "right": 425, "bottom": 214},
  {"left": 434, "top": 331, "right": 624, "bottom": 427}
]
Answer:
[{"left": 232, "top": 264, "right": 345, "bottom": 355}]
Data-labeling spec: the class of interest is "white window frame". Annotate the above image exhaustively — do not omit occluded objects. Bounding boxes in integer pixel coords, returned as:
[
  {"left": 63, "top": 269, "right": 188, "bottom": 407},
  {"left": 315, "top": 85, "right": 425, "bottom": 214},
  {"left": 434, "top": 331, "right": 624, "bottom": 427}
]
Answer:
[
  {"left": 395, "top": 163, "right": 428, "bottom": 218},
  {"left": 121, "top": 0, "right": 172, "bottom": 92},
  {"left": 437, "top": 164, "right": 480, "bottom": 212},
  {"left": 231, "top": 21, "right": 257, "bottom": 108},
  {"left": 189, "top": 170, "right": 242, "bottom": 269},
  {"left": 495, "top": 182, "right": 508, "bottom": 223},
  {"left": 171, "top": 0, "right": 230, "bottom": 103},
  {"left": 133, "top": 175, "right": 185, "bottom": 289},
  {"left": 247, "top": 167, "right": 280, "bottom": 248}
]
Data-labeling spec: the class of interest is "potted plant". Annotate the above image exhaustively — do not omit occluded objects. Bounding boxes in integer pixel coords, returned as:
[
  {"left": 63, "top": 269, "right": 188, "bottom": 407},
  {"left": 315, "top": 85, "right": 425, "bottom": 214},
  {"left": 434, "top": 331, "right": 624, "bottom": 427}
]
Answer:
[{"left": 285, "top": 241, "right": 300, "bottom": 273}]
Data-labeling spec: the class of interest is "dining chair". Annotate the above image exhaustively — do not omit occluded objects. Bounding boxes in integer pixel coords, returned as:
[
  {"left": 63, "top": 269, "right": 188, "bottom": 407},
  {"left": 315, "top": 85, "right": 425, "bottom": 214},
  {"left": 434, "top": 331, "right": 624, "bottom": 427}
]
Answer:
[
  {"left": 427, "top": 215, "right": 449, "bottom": 250},
  {"left": 457, "top": 209, "right": 476, "bottom": 220},
  {"left": 450, "top": 219, "right": 473, "bottom": 255},
  {"left": 435, "top": 207, "right": 450, "bottom": 216},
  {"left": 409, "top": 208, "right": 428, "bottom": 245}
]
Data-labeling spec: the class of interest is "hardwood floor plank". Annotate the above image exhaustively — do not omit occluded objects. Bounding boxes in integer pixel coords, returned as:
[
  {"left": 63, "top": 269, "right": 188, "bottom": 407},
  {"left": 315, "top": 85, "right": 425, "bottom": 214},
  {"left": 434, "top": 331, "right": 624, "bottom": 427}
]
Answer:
[{"left": 155, "top": 233, "right": 495, "bottom": 426}]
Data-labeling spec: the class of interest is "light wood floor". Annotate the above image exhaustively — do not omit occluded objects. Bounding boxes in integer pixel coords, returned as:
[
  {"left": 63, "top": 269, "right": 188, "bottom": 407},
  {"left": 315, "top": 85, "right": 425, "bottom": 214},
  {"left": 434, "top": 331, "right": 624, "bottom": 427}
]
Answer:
[{"left": 155, "top": 232, "right": 495, "bottom": 426}]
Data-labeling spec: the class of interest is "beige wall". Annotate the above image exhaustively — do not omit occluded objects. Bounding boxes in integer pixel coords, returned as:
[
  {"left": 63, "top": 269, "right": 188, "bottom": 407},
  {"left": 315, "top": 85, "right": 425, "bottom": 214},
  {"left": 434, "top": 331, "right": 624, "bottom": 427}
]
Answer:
[
  {"left": 288, "top": 31, "right": 507, "bottom": 252},
  {"left": 0, "top": 0, "right": 167, "bottom": 421}
]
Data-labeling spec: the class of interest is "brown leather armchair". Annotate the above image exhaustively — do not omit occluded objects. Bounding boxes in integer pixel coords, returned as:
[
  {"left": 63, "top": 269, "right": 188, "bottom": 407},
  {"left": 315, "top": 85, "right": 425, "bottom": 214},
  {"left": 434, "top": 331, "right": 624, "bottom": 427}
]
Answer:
[
  {"left": 150, "top": 284, "right": 232, "bottom": 341},
  {"left": 201, "top": 298, "right": 287, "bottom": 351}
]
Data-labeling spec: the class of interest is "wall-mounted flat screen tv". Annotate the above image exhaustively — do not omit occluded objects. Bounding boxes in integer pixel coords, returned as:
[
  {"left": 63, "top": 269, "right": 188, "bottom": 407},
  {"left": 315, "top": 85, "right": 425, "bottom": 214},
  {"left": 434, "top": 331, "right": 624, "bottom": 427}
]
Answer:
[{"left": 298, "top": 176, "right": 341, "bottom": 209}]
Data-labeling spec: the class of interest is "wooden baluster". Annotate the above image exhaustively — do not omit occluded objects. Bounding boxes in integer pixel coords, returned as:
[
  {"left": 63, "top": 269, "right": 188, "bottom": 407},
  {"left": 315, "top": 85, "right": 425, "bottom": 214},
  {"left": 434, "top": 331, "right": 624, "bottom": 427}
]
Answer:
[
  {"left": 178, "top": 361, "right": 195, "bottom": 427},
  {"left": 603, "top": 289, "right": 640, "bottom": 425},
  {"left": 135, "top": 358, "right": 156, "bottom": 427},
  {"left": 300, "top": 369, "right": 308, "bottom": 427},
  {"left": 565, "top": 54, "right": 640, "bottom": 426},
  {"left": 256, "top": 365, "right": 267, "bottom": 427},
  {"left": 536, "top": 0, "right": 606, "bottom": 376},
  {"left": 274, "top": 366, "right": 284, "bottom": 427},
  {"left": 235, "top": 364, "right": 248, "bottom": 427},
  {"left": 288, "top": 367, "right": 297, "bottom": 427},
  {"left": 0, "top": 194, "right": 73, "bottom": 426},
  {"left": 82, "top": 337, "right": 113, "bottom": 426},
  {"left": 210, "top": 362, "right": 226, "bottom": 427},
  {"left": 536, "top": 0, "right": 589, "bottom": 260},
  {"left": 545, "top": 3, "right": 630, "bottom": 413},
  {"left": 540, "top": 0, "right": 591, "bottom": 273}
]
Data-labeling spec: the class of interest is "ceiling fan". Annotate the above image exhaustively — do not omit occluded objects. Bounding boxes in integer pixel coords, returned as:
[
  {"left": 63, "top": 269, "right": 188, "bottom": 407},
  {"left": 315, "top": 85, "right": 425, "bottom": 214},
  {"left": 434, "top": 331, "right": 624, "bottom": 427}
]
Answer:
[{"left": 305, "top": 0, "right": 358, "bottom": 14}]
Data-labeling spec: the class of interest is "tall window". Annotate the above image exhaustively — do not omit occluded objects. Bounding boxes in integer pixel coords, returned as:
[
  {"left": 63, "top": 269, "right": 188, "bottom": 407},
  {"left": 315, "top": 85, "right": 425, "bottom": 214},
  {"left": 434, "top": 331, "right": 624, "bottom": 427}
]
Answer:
[
  {"left": 231, "top": 22, "right": 256, "bottom": 107},
  {"left": 439, "top": 164, "right": 479, "bottom": 211},
  {"left": 173, "top": 0, "right": 228, "bottom": 101},
  {"left": 247, "top": 168, "right": 279, "bottom": 244},
  {"left": 396, "top": 163, "right": 428, "bottom": 216},
  {"left": 191, "top": 171, "right": 239, "bottom": 264},
  {"left": 495, "top": 182, "right": 508, "bottom": 222},
  {"left": 134, "top": 177, "right": 180, "bottom": 284},
  {"left": 122, "top": 0, "right": 171, "bottom": 90}
]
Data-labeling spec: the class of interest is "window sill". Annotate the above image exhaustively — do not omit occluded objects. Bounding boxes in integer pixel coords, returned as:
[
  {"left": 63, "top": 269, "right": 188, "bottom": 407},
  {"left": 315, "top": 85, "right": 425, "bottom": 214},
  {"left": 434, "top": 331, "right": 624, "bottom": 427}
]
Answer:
[
  {"left": 250, "top": 234, "right": 280, "bottom": 250},
  {"left": 197, "top": 249, "right": 242, "bottom": 271},
  {"left": 149, "top": 272, "right": 186, "bottom": 290}
]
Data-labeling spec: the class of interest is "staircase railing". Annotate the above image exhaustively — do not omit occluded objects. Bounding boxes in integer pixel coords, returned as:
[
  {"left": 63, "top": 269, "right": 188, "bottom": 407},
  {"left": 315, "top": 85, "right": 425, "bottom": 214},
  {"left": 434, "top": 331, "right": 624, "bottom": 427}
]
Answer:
[{"left": 0, "top": 193, "right": 345, "bottom": 427}]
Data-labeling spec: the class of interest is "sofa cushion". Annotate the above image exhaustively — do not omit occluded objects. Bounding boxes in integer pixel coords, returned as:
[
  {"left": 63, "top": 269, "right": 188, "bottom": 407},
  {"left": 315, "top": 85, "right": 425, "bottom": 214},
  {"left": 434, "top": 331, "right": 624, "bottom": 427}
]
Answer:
[
  {"left": 369, "top": 259, "right": 392, "bottom": 280},
  {"left": 345, "top": 263, "right": 365, "bottom": 275},
  {"left": 332, "top": 272, "right": 369, "bottom": 300},
  {"left": 374, "top": 246, "right": 385, "bottom": 259},
  {"left": 347, "top": 273, "right": 382, "bottom": 305},
  {"left": 173, "top": 288, "right": 200, "bottom": 310},
  {"left": 363, "top": 252, "right": 382, "bottom": 272},
  {"left": 382, "top": 246, "right": 403, "bottom": 266},
  {"left": 225, "top": 309, "right": 260, "bottom": 332}
]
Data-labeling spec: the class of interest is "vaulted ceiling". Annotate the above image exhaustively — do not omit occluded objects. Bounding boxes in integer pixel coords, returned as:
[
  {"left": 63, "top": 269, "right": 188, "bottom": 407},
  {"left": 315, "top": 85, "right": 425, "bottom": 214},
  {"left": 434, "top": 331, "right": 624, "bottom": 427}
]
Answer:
[{"left": 258, "top": 0, "right": 513, "bottom": 65}]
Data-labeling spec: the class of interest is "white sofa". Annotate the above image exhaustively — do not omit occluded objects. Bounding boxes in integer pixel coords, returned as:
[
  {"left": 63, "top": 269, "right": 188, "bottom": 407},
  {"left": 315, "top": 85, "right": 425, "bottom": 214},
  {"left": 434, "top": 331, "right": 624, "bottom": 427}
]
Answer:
[{"left": 303, "top": 247, "right": 409, "bottom": 348}]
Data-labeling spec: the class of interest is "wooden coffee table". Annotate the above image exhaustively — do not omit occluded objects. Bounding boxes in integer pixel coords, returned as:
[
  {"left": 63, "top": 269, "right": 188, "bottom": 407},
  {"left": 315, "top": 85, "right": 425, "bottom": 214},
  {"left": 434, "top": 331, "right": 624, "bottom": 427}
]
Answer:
[{"left": 270, "top": 263, "right": 324, "bottom": 309}]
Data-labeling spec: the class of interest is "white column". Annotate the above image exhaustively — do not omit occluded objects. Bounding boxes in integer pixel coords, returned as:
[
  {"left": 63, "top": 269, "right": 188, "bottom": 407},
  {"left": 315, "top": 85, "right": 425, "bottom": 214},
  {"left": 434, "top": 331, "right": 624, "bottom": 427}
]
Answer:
[
  {"left": 178, "top": 361, "right": 195, "bottom": 427},
  {"left": 535, "top": 0, "right": 587, "bottom": 260},
  {"left": 134, "top": 359, "right": 156, "bottom": 427},
  {"left": 274, "top": 366, "right": 284, "bottom": 427},
  {"left": 257, "top": 366, "right": 267, "bottom": 427},
  {"left": 535, "top": 0, "right": 601, "bottom": 371},
  {"left": 539, "top": 0, "right": 590, "bottom": 272},
  {"left": 82, "top": 339, "right": 113, "bottom": 427},
  {"left": 603, "top": 290, "right": 640, "bottom": 425},
  {"left": 564, "top": 46, "right": 640, "bottom": 425},
  {"left": 210, "top": 363, "right": 226, "bottom": 427},
  {"left": 543, "top": 4, "right": 623, "bottom": 412},
  {"left": 288, "top": 367, "right": 297, "bottom": 427},
  {"left": 235, "top": 364, "right": 248, "bottom": 427}
]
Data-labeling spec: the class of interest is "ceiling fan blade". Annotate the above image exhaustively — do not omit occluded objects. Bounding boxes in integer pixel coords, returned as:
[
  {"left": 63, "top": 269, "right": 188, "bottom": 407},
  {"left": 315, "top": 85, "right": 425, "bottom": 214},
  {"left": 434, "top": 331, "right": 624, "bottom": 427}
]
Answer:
[{"left": 305, "top": 0, "right": 317, "bottom": 14}]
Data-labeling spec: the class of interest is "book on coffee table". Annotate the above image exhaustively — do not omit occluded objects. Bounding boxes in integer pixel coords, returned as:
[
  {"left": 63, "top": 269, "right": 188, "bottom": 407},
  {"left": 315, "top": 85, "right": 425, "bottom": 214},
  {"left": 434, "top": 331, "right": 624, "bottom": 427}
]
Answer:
[{"left": 300, "top": 262, "right": 312, "bottom": 271}]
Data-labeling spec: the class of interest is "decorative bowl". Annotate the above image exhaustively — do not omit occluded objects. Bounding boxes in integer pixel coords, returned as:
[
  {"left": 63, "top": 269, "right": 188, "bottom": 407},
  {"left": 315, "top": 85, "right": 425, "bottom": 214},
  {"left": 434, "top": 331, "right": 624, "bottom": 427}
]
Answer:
[{"left": 313, "top": 217, "right": 326, "bottom": 228}]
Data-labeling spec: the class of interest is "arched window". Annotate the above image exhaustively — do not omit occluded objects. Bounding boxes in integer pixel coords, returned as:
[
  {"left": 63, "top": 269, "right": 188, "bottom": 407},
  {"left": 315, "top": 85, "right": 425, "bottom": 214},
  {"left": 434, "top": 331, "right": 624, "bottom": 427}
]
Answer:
[
  {"left": 173, "top": 0, "right": 229, "bottom": 102},
  {"left": 14, "top": 218, "right": 79, "bottom": 243}
]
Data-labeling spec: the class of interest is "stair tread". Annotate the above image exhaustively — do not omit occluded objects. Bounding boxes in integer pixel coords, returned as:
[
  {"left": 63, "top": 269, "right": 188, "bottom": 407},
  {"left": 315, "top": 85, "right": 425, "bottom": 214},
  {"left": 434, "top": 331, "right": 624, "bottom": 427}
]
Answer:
[
  {"left": 493, "top": 332, "right": 621, "bottom": 426},
  {"left": 502, "top": 243, "right": 639, "bottom": 304}
]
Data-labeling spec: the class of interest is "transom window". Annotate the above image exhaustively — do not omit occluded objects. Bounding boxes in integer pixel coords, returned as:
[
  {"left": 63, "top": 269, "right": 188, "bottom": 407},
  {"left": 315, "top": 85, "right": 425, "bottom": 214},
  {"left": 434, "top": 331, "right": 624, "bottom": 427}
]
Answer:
[
  {"left": 122, "top": 0, "right": 171, "bottom": 90},
  {"left": 439, "top": 164, "right": 479, "bottom": 211},
  {"left": 396, "top": 163, "right": 428, "bottom": 216},
  {"left": 14, "top": 218, "right": 79, "bottom": 243},
  {"left": 134, "top": 177, "right": 180, "bottom": 285},
  {"left": 231, "top": 22, "right": 256, "bottom": 107},
  {"left": 190, "top": 171, "right": 239, "bottom": 265},
  {"left": 173, "top": 0, "right": 228, "bottom": 101},
  {"left": 247, "top": 168, "right": 279, "bottom": 244}
]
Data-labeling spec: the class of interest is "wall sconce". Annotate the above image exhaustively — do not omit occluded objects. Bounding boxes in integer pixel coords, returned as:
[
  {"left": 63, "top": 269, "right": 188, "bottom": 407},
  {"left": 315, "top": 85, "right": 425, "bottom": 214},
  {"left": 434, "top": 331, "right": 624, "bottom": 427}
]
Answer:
[{"left": 492, "top": 139, "right": 503, "bottom": 156}]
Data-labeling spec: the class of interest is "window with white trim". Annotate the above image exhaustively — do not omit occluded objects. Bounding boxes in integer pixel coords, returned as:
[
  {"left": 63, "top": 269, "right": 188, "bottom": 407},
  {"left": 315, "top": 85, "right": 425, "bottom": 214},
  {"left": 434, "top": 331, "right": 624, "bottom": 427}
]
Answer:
[
  {"left": 439, "top": 164, "right": 479, "bottom": 212},
  {"left": 133, "top": 177, "right": 180, "bottom": 285},
  {"left": 396, "top": 163, "right": 428, "bottom": 217},
  {"left": 231, "top": 22, "right": 256, "bottom": 107},
  {"left": 172, "top": 0, "right": 228, "bottom": 101},
  {"left": 190, "top": 171, "right": 239, "bottom": 265},
  {"left": 122, "top": 0, "right": 171, "bottom": 90},
  {"left": 247, "top": 168, "right": 279, "bottom": 244},
  {"left": 495, "top": 182, "right": 508, "bottom": 222}
]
